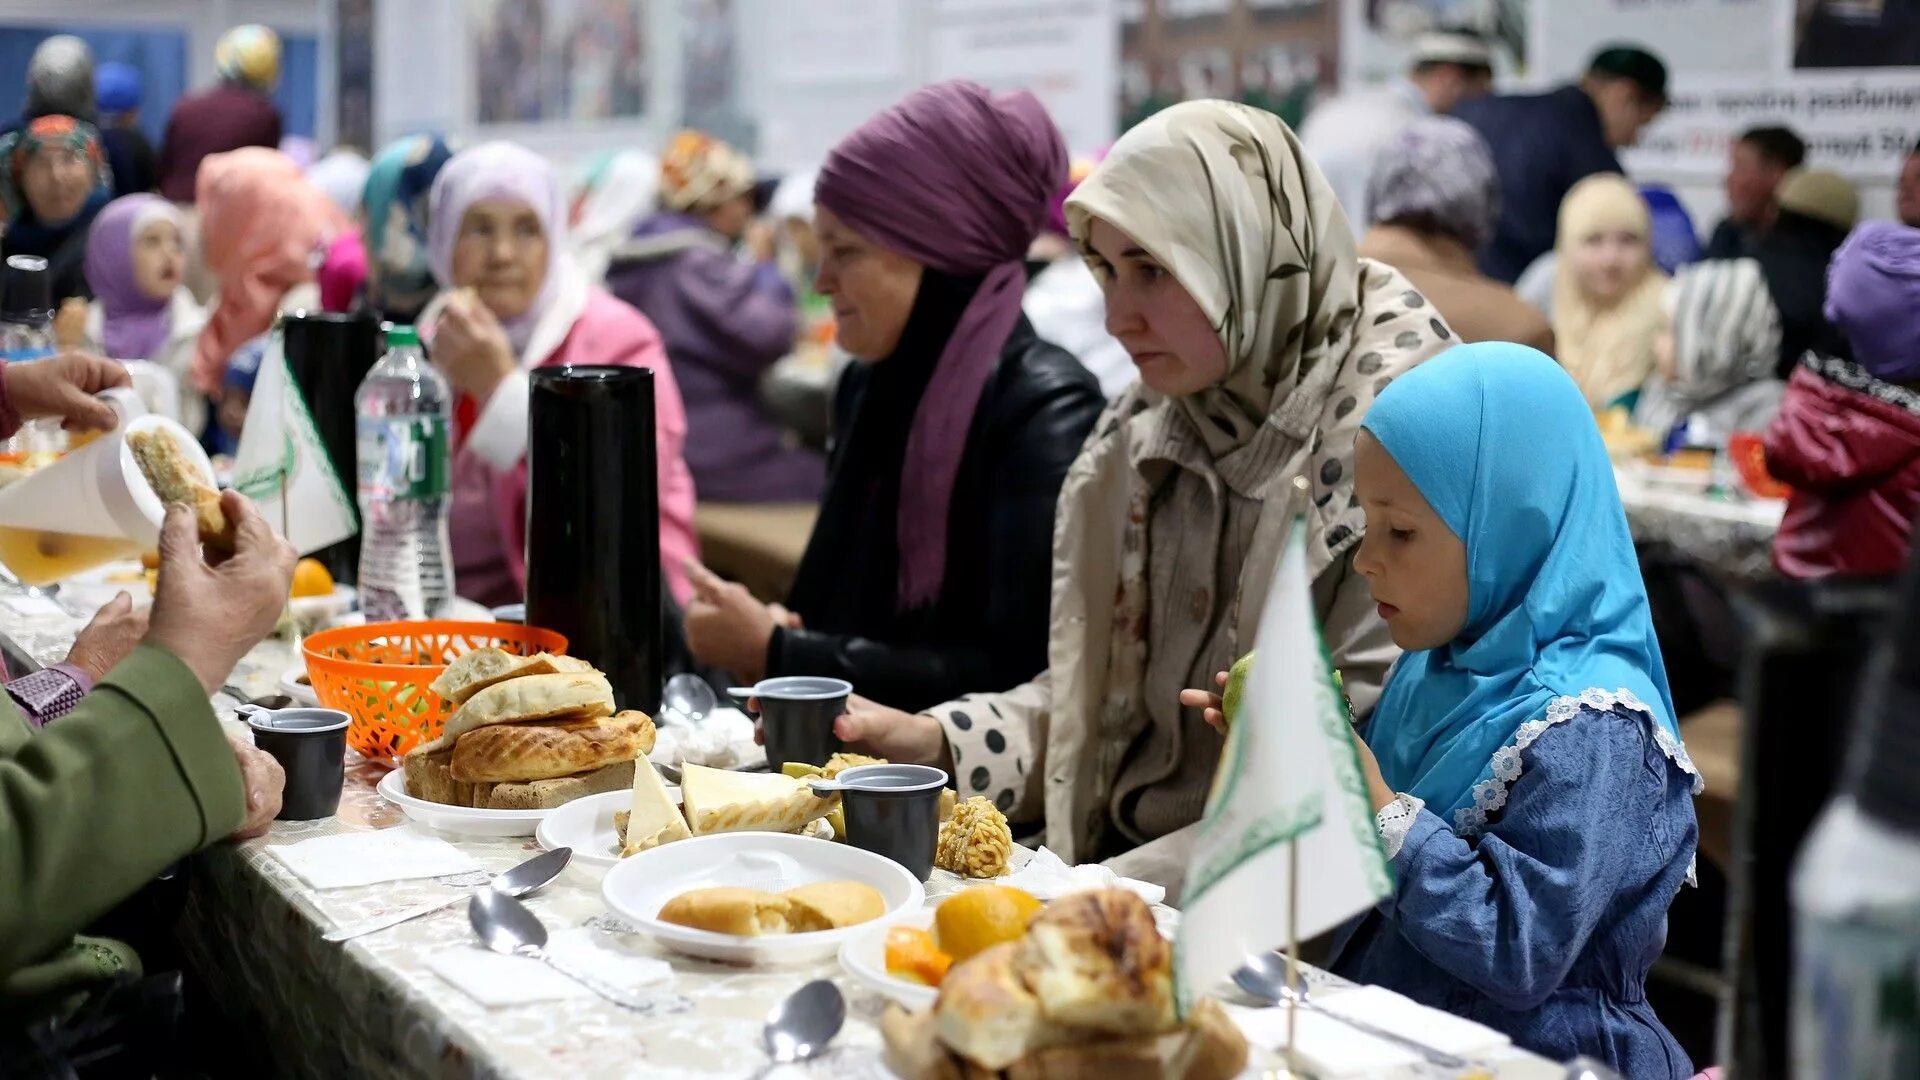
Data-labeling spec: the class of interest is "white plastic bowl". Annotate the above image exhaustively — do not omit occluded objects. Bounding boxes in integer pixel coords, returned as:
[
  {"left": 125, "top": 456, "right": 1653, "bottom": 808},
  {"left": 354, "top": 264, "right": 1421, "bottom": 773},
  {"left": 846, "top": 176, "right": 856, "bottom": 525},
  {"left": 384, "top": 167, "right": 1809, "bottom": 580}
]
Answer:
[
  {"left": 839, "top": 904, "right": 940, "bottom": 1010},
  {"left": 601, "top": 831, "right": 925, "bottom": 964}
]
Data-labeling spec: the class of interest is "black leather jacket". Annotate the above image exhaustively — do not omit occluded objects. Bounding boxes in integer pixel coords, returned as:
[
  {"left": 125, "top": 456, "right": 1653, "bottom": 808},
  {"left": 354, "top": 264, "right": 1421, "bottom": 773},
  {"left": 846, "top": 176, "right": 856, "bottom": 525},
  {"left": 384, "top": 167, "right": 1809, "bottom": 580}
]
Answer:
[{"left": 769, "top": 320, "right": 1103, "bottom": 711}]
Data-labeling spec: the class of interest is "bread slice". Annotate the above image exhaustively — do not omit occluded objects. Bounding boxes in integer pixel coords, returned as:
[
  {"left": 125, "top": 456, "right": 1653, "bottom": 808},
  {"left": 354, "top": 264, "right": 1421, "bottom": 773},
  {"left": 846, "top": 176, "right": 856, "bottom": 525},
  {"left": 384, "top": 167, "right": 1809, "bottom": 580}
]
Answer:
[
  {"left": 129, "top": 428, "right": 233, "bottom": 551},
  {"left": 449, "top": 710, "right": 655, "bottom": 783},
  {"left": 420, "top": 671, "right": 615, "bottom": 752},
  {"left": 783, "top": 880, "right": 886, "bottom": 932},
  {"left": 430, "top": 648, "right": 595, "bottom": 705},
  {"left": 656, "top": 887, "right": 791, "bottom": 936},
  {"left": 679, "top": 763, "right": 833, "bottom": 835},
  {"left": 477, "top": 758, "right": 634, "bottom": 810},
  {"left": 621, "top": 759, "right": 692, "bottom": 856}
]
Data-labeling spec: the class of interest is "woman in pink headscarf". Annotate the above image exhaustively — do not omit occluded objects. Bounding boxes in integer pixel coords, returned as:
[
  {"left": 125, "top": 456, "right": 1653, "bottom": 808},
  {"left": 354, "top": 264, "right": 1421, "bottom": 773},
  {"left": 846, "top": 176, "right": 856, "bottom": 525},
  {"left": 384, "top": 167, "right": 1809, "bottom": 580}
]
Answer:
[
  {"left": 192, "top": 147, "right": 347, "bottom": 392},
  {"left": 681, "top": 81, "right": 1104, "bottom": 711},
  {"left": 419, "top": 141, "right": 697, "bottom": 608}
]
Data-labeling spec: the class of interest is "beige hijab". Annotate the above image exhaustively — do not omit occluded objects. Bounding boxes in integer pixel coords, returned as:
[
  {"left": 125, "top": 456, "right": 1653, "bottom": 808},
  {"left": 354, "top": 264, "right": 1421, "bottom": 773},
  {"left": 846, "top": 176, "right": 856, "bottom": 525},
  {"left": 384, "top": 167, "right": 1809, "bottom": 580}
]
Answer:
[
  {"left": 1064, "top": 100, "right": 1454, "bottom": 732},
  {"left": 1552, "top": 174, "right": 1668, "bottom": 409}
]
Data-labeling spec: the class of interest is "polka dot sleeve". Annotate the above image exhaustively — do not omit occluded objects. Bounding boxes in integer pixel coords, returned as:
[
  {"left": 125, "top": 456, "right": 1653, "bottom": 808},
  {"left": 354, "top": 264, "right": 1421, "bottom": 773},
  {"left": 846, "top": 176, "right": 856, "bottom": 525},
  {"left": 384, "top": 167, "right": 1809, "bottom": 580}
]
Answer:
[{"left": 927, "top": 675, "right": 1050, "bottom": 821}]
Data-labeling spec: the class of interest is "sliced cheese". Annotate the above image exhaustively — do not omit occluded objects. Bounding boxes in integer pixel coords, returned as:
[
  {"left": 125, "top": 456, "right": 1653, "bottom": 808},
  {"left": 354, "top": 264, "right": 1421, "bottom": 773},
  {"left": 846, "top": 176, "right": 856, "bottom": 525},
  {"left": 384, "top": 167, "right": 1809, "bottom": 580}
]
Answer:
[
  {"left": 680, "top": 763, "right": 833, "bottom": 836},
  {"left": 622, "top": 761, "right": 693, "bottom": 856}
]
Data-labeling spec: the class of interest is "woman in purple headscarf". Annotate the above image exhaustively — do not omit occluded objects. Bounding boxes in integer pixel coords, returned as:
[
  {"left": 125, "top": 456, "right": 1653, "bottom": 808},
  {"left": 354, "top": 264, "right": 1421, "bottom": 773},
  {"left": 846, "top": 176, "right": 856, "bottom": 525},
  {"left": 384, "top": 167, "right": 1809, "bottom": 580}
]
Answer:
[
  {"left": 681, "top": 81, "right": 1104, "bottom": 712},
  {"left": 82, "top": 192, "right": 209, "bottom": 430}
]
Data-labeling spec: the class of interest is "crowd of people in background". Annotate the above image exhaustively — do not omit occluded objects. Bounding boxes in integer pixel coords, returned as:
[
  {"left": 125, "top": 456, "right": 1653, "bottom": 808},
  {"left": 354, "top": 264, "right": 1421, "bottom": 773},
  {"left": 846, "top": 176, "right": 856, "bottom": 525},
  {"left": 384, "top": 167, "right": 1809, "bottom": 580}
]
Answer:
[{"left": 7, "top": 19, "right": 1920, "bottom": 1079}]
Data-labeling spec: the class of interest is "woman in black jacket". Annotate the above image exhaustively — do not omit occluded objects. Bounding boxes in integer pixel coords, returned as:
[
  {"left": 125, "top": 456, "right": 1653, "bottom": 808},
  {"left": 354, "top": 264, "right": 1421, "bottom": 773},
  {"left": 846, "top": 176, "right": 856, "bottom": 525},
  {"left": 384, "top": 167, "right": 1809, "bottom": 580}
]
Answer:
[{"left": 683, "top": 81, "right": 1102, "bottom": 712}]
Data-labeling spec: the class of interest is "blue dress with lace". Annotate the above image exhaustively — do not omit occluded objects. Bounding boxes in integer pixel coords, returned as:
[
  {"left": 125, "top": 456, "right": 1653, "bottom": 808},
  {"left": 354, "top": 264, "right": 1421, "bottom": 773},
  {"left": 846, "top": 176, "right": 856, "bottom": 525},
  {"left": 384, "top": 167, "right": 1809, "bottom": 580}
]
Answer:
[{"left": 1328, "top": 697, "right": 1701, "bottom": 1078}]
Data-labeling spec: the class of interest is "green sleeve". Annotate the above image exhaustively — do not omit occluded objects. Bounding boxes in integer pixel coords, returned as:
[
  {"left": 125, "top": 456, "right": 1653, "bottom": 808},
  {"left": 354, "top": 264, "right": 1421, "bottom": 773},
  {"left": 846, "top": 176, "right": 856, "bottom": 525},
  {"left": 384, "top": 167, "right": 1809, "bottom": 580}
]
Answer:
[{"left": 0, "top": 645, "right": 243, "bottom": 976}]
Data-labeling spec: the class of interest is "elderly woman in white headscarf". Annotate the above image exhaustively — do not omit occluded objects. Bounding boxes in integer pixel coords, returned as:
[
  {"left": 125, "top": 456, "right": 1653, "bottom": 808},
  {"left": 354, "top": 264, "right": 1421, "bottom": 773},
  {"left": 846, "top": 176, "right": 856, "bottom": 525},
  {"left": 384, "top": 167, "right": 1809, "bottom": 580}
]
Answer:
[{"left": 835, "top": 101, "right": 1453, "bottom": 894}]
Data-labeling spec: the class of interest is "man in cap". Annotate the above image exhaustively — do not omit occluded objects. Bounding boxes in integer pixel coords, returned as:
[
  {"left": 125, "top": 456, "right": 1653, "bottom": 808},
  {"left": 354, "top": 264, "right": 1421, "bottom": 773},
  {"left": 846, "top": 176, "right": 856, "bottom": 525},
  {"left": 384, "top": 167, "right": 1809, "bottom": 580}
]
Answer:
[
  {"left": 1702, "top": 126, "right": 1806, "bottom": 260},
  {"left": 1299, "top": 29, "right": 1495, "bottom": 229},
  {"left": 94, "top": 61, "right": 157, "bottom": 195},
  {"left": 1452, "top": 44, "right": 1669, "bottom": 282},
  {"left": 156, "top": 25, "right": 284, "bottom": 203}
]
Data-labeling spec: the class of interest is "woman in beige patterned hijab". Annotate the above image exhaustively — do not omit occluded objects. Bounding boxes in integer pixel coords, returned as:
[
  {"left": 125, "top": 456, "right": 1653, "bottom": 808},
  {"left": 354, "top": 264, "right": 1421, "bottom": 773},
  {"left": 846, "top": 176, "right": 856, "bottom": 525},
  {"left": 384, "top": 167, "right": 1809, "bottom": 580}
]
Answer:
[{"left": 830, "top": 100, "right": 1453, "bottom": 895}]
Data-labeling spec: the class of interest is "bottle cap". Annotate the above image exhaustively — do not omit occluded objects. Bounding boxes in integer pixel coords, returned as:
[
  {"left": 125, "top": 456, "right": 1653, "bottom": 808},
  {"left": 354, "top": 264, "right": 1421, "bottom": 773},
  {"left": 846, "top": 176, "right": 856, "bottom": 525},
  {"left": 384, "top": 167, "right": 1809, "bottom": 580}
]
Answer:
[
  {"left": 384, "top": 323, "right": 420, "bottom": 348},
  {"left": 1, "top": 255, "right": 52, "bottom": 322}
]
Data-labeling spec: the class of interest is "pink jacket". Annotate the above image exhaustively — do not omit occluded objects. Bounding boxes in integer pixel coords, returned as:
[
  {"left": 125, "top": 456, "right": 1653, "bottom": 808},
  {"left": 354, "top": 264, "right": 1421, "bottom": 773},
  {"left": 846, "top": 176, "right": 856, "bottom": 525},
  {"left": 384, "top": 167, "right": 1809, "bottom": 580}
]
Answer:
[{"left": 448, "top": 287, "right": 698, "bottom": 609}]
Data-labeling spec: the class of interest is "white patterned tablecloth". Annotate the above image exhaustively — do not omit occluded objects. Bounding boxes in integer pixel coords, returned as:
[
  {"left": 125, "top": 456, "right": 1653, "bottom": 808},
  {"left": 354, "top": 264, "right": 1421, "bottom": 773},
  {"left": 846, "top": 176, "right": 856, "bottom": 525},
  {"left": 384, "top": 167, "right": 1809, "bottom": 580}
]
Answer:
[{"left": 0, "top": 602, "right": 1562, "bottom": 1080}]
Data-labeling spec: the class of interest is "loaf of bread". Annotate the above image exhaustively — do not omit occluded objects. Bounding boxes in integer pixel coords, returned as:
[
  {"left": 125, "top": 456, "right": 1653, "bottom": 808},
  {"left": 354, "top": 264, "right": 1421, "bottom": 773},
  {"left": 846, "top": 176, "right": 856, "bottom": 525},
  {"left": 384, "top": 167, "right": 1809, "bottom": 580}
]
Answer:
[
  {"left": 657, "top": 887, "right": 791, "bottom": 936},
  {"left": 449, "top": 710, "right": 655, "bottom": 783},
  {"left": 402, "top": 746, "right": 475, "bottom": 806},
  {"left": 129, "top": 429, "right": 234, "bottom": 552},
  {"left": 887, "top": 998, "right": 1245, "bottom": 1080},
  {"left": 1014, "top": 889, "right": 1176, "bottom": 1036},
  {"left": 420, "top": 671, "right": 615, "bottom": 752},
  {"left": 783, "top": 881, "right": 886, "bottom": 932},
  {"left": 430, "top": 648, "right": 595, "bottom": 705},
  {"left": 934, "top": 943, "right": 1079, "bottom": 1071}
]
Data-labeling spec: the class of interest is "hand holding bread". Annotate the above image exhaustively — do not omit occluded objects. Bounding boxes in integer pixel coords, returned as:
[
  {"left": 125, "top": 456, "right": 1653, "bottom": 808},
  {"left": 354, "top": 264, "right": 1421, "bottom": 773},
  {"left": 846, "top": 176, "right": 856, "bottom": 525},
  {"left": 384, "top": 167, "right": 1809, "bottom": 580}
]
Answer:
[{"left": 144, "top": 491, "right": 297, "bottom": 696}]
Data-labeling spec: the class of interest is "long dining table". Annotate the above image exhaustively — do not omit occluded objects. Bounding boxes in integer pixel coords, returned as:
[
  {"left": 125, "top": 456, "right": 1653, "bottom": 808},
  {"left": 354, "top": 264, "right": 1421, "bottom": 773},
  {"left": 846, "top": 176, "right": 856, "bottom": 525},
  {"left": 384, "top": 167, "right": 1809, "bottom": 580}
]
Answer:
[{"left": 1, "top": 591, "right": 1564, "bottom": 1079}]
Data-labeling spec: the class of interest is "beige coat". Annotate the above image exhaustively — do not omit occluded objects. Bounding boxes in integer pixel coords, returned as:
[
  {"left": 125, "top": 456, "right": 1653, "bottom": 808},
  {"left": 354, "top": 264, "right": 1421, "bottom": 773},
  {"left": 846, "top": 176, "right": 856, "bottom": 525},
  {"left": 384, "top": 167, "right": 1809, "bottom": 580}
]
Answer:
[
  {"left": 933, "top": 261, "right": 1440, "bottom": 897},
  {"left": 1359, "top": 225, "right": 1555, "bottom": 356}
]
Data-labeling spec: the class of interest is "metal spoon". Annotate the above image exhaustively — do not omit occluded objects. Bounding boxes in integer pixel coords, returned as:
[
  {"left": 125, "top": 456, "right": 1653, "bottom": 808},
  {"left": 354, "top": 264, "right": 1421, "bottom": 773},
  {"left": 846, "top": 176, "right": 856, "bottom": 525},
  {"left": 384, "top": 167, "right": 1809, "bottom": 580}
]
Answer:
[
  {"left": 324, "top": 846, "right": 571, "bottom": 941},
  {"left": 762, "top": 979, "right": 845, "bottom": 1068},
  {"left": 468, "top": 889, "right": 689, "bottom": 1014},
  {"left": 1233, "top": 951, "right": 1470, "bottom": 1070},
  {"left": 661, "top": 672, "right": 717, "bottom": 727},
  {"left": 222, "top": 686, "right": 294, "bottom": 711},
  {"left": 1563, "top": 1057, "right": 1626, "bottom": 1080}
]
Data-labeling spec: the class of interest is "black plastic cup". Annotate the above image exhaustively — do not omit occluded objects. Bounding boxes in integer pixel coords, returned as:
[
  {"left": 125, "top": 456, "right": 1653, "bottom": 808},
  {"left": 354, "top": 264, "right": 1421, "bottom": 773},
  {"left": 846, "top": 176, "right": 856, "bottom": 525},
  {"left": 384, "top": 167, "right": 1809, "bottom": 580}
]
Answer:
[
  {"left": 244, "top": 707, "right": 350, "bottom": 820},
  {"left": 812, "top": 763, "right": 949, "bottom": 881},
  {"left": 732, "top": 676, "right": 851, "bottom": 771}
]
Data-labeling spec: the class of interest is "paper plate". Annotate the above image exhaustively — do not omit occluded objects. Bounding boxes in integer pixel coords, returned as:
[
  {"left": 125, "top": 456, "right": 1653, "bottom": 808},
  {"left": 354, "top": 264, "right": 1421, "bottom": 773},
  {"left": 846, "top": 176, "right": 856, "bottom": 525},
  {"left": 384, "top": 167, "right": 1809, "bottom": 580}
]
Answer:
[
  {"left": 536, "top": 786, "right": 831, "bottom": 868},
  {"left": 839, "top": 904, "right": 939, "bottom": 1011},
  {"left": 602, "top": 832, "right": 925, "bottom": 964},
  {"left": 374, "top": 766, "right": 555, "bottom": 837}
]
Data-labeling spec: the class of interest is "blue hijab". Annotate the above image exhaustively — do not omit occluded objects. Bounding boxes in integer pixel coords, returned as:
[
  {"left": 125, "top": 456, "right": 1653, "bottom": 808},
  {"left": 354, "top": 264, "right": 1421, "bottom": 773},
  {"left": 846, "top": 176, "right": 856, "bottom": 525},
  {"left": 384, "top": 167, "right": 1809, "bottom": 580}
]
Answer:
[
  {"left": 1360, "top": 343, "right": 1679, "bottom": 832},
  {"left": 361, "top": 133, "right": 455, "bottom": 315}
]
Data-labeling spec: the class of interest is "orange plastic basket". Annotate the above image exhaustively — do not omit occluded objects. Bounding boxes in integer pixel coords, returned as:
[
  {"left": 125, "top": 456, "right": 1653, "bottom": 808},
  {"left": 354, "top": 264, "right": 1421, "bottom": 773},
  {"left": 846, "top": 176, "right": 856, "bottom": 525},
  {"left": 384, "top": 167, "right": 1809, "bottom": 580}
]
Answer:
[{"left": 302, "top": 620, "right": 569, "bottom": 763}]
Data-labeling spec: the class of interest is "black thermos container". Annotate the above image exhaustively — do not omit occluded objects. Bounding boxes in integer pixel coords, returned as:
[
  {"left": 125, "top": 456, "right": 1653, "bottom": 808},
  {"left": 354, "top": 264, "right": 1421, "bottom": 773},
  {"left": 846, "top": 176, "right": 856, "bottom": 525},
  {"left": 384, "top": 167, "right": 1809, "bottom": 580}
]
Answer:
[
  {"left": 524, "top": 366, "right": 662, "bottom": 714},
  {"left": 280, "top": 312, "right": 382, "bottom": 584}
]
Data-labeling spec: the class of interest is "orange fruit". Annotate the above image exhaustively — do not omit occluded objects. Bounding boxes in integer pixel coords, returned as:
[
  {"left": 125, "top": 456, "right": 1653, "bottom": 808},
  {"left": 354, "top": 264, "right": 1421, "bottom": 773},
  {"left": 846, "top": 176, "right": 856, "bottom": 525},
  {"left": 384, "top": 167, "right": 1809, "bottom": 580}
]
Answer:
[
  {"left": 933, "top": 885, "right": 1041, "bottom": 963},
  {"left": 884, "top": 926, "right": 952, "bottom": 987},
  {"left": 290, "top": 557, "right": 334, "bottom": 598}
]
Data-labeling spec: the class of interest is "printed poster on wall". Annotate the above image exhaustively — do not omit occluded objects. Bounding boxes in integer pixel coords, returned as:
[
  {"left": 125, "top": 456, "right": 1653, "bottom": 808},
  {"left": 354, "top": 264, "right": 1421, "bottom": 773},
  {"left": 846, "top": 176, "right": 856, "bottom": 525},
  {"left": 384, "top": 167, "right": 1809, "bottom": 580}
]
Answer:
[
  {"left": 1340, "top": 0, "right": 1531, "bottom": 89},
  {"left": 927, "top": 0, "right": 1119, "bottom": 155}
]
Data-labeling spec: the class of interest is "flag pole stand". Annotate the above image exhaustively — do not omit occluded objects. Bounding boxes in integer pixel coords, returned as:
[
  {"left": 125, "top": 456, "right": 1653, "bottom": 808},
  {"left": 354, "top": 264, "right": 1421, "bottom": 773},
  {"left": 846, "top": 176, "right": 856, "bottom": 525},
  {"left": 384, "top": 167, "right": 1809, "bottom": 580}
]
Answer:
[
  {"left": 279, "top": 475, "right": 302, "bottom": 657},
  {"left": 1285, "top": 836, "right": 1302, "bottom": 1074}
]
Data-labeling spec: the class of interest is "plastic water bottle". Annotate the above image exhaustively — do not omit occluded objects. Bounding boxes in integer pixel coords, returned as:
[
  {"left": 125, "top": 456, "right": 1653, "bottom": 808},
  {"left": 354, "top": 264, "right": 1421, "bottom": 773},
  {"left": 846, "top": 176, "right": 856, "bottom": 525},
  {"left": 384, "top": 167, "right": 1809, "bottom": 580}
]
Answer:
[{"left": 355, "top": 325, "right": 454, "bottom": 620}]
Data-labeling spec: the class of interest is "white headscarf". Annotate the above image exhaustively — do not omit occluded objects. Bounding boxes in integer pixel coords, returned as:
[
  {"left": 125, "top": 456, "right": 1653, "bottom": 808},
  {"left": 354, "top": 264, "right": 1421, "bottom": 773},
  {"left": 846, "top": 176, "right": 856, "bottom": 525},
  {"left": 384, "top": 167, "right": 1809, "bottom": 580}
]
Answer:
[
  {"left": 570, "top": 149, "right": 659, "bottom": 283},
  {"left": 306, "top": 149, "right": 371, "bottom": 216},
  {"left": 1633, "top": 258, "right": 1782, "bottom": 437}
]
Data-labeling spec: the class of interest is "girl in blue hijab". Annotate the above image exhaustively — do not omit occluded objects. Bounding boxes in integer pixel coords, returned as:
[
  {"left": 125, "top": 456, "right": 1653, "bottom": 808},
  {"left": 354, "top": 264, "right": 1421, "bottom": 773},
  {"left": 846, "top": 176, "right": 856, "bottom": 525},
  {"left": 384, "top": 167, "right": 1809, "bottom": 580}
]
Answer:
[{"left": 1331, "top": 342, "right": 1700, "bottom": 1077}]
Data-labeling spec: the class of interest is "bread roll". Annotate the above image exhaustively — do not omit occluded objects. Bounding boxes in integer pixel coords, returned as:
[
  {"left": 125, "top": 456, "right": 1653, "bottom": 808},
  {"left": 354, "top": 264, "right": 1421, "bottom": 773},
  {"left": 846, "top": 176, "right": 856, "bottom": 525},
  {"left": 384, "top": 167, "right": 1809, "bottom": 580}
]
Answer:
[
  {"left": 421, "top": 671, "right": 614, "bottom": 751},
  {"left": 935, "top": 943, "right": 1079, "bottom": 1071},
  {"left": 881, "top": 1005, "right": 983, "bottom": 1080},
  {"left": 129, "top": 429, "right": 233, "bottom": 551},
  {"left": 449, "top": 710, "right": 656, "bottom": 783},
  {"left": 657, "top": 887, "right": 791, "bottom": 936},
  {"left": 1014, "top": 889, "right": 1176, "bottom": 1036},
  {"left": 430, "top": 648, "right": 595, "bottom": 705},
  {"left": 783, "top": 881, "right": 886, "bottom": 932}
]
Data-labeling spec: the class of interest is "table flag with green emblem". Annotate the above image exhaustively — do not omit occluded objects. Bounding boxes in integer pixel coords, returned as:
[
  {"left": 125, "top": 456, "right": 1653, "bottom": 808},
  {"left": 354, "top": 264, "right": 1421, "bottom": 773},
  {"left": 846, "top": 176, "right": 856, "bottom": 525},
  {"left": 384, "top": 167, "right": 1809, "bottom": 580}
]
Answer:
[
  {"left": 230, "top": 330, "right": 357, "bottom": 555},
  {"left": 1173, "top": 521, "right": 1393, "bottom": 1013}
]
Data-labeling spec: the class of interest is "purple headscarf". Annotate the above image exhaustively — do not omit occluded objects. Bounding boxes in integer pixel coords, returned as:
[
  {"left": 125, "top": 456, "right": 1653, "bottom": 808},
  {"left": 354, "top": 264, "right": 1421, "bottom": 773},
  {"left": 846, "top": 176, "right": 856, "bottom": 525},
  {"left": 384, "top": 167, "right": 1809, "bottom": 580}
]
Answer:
[
  {"left": 84, "top": 193, "right": 183, "bottom": 360},
  {"left": 816, "top": 80, "right": 1066, "bottom": 610},
  {"left": 1826, "top": 220, "right": 1920, "bottom": 383},
  {"left": 427, "top": 141, "right": 568, "bottom": 352}
]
